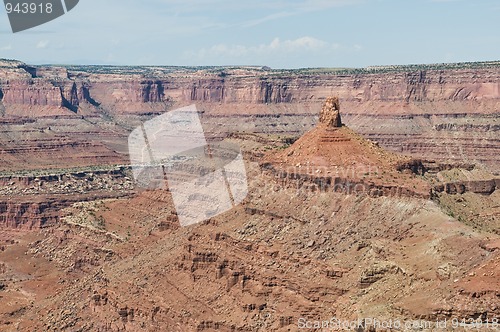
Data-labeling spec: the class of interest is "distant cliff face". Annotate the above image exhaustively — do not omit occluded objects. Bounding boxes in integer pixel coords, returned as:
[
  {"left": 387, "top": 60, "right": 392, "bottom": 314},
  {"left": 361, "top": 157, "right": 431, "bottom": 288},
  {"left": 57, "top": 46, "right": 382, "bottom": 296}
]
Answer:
[
  {"left": 1, "top": 61, "right": 499, "bottom": 113},
  {"left": 0, "top": 60, "right": 499, "bottom": 171}
]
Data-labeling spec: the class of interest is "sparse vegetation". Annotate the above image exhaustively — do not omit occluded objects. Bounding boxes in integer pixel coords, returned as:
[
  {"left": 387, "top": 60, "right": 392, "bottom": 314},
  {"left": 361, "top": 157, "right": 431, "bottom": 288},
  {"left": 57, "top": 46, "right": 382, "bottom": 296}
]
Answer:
[{"left": 32, "top": 60, "right": 500, "bottom": 79}]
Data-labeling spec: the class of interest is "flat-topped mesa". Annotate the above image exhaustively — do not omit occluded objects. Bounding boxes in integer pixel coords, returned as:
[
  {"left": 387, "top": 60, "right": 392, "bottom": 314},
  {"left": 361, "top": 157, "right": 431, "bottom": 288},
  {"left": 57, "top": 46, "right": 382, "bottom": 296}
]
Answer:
[{"left": 319, "top": 97, "right": 342, "bottom": 128}]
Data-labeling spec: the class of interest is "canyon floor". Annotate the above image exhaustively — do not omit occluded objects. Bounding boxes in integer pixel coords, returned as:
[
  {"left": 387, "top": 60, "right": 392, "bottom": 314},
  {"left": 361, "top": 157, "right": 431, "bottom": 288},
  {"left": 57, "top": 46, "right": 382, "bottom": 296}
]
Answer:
[{"left": 0, "top": 61, "right": 499, "bottom": 331}]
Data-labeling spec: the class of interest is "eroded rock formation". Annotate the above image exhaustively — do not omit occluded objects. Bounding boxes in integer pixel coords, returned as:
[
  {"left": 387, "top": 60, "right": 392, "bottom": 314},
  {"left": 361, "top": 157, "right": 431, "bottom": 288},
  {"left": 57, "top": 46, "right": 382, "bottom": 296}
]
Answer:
[
  {"left": 2, "top": 60, "right": 500, "bottom": 113},
  {"left": 319, "top": 96, "right": 342, "bottom": 127},
  {"left": 1, "top": 60, "right": 498, "bottom": 171}
]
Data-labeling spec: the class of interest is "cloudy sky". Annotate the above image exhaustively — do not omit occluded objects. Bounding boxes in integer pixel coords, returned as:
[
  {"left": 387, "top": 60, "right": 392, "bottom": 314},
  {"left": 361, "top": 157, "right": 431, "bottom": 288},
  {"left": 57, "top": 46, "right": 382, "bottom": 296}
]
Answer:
[{"left": 0, "top": 0, "right": 499, "bottom": 68}]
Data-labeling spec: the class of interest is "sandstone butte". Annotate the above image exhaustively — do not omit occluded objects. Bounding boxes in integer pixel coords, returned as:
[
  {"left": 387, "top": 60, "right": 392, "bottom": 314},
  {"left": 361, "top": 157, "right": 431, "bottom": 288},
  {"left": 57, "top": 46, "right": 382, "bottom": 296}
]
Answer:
[
  {"left": 0, "top": 59, "right": 498, "bottom": 331},
  {"left": 265, "top": 97, "right": 432, "bottom": 199}
]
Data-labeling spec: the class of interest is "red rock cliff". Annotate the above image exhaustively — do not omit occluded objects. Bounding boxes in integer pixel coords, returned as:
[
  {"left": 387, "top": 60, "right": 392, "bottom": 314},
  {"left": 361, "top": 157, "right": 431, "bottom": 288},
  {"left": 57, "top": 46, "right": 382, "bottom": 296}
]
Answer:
[{"left": 0, "top": 60, "right": 499, "bottom": 170}]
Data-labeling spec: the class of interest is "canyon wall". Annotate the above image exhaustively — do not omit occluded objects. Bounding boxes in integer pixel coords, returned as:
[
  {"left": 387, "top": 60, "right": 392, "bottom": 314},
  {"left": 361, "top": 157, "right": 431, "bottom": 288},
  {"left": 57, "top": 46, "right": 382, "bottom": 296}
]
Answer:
[
  {"left": 0, "top": 60, "right": 499, "bottom": 172},
  {"left": 2, "top": 60, "right": 499, "bottom": 114},
  {"left": 0, "top": 167, "right": 135, "bottom": 229}
]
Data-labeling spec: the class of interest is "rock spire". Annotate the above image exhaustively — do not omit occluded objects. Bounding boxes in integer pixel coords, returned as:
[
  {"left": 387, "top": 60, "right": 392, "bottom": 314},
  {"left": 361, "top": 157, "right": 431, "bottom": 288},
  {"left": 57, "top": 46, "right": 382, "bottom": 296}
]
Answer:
[{"left": 319, "top": 97, "right": 342, "bottom": 128}]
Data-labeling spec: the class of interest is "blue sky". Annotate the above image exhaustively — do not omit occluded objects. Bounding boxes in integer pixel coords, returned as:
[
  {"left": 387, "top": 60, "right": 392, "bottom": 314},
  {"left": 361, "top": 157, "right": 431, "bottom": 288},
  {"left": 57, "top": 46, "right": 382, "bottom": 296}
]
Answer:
[{"left": 0, "top": 0, "right": 499, "bottom": 68}]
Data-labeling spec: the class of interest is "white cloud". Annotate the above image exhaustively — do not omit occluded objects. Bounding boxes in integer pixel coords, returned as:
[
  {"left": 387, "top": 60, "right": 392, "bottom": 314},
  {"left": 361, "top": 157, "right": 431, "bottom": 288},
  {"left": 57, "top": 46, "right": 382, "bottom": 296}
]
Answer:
[
  {"left": 242, "top": 11, "right": 295, "bottom": 28},
  {"left": 1, "top": 45, "right": 12, "bottom": 51},
  {"left": 153, "top": 0, "right": 361, "bottom": 13},
  {"left": 298, "top": 0, "right": 364, "bottom": 10},
  {"left": 36, "top": 40, "right": 49, "bottom": 49},
  {"left": 242, "top": 0, "right": 363, "bottom": 27},
  {"left": 150, "top": 0, "right": 362, "bottom": 27},
  {"left": 193, "top": 37, "right": 337, "bottom": 59}
]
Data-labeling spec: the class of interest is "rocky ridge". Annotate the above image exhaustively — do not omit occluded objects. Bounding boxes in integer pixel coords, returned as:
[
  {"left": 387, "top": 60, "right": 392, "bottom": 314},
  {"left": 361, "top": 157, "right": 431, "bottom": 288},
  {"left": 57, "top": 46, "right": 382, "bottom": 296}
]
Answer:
[{"left": 0, "top": 166, "right": 135, "bottom": 229}]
